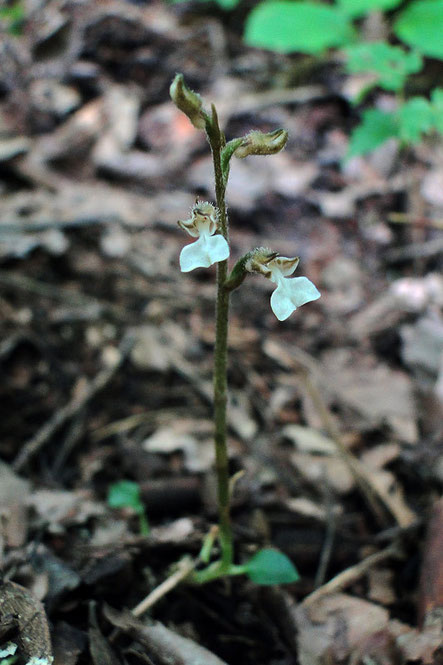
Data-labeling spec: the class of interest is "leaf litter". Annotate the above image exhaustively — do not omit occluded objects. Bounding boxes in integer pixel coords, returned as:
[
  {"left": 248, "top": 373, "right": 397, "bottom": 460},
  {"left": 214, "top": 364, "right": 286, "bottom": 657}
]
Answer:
[{"left": 0, "top": 1, "right": 442, "bottom": 664}]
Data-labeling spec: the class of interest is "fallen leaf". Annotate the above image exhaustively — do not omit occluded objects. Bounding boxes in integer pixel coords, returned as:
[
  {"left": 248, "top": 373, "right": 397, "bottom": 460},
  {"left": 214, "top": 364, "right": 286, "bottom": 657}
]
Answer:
[
  {"left": 322, "top": 350, "right": 418, "bottom": 443},
  {"left": 104, "top": 605, "right": 229, "bottom": 665},
  {"left": 0, "top": 581, "right": 52, "bottom": 664},
  {"left": 296, "top": 593, "right": 389, "bottom": 665}
]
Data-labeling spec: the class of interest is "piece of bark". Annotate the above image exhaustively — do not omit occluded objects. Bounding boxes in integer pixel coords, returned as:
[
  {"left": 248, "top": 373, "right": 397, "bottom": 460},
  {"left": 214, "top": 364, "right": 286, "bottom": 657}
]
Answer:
[
  {"left": 418, "top": 497, "right": 443, "bottom": 629},
  {"left": 104, "top": 604, "right": 229, "bottom": 665},
  {"left": 0, "top": 580, "right": 52, "bottom": 663}
]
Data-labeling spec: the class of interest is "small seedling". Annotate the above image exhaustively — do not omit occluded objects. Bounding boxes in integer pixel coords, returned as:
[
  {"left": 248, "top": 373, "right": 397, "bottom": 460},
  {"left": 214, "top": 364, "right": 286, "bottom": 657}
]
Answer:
[
  {"left": 107, "top": 480, "right": 150, "bottom": 536},
  {"left": 170, "top": 74, "right": 320, "bottom": 585},
  {"left": 0, "top": 2, "right": 25, "bottom": 36}
]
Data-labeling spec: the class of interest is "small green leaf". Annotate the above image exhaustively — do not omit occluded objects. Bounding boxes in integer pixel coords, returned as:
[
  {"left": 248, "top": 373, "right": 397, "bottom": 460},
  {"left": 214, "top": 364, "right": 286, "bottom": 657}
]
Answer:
[
  {"left": 0, "top": 2, "right": 25, "bottom": 36},
  {"left": 337, "top": 0, "right": 403, "bottom": 18},
  {"left": 431, "top": 88, "right": 443, "bottom": 133},
  {"left": 345, "top": 43, "right": 422, "bottom": 92},
  {"left": 397, "top": 97, "right": 433, "bottom": 143},
  {"left": 107, "top": 480, "right": 143, "bottom": 514},
  {"left": 244, "top": 2, "right": 355, "bottom": 54},
  {"left": 244, "top": 548, "right": 300, "bottom": 585},
  {"left": 394, "top": 0, "right": 443, "bottom": 59},
  {"left": 348, "top": 109, "right": 398, "bottom": 156}
]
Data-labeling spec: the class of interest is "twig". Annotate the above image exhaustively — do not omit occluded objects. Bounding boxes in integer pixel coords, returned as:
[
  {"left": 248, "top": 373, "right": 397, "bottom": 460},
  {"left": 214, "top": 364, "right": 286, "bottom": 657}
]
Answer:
[
  {"left": 132, "top": 558, "right": 196, "bottom": 617},
  {"left": 12, "top": 332, "right": 135, "bottom": 471},
  {"left": 384, "top": 237, "right": 443, "bottom": 262},
  {"left": 314, "top": 483, "right": 337, "bottom": 589},
  {"left": 217, "top": 85, "right": 328, "bottom": 121},
  {"left": 0, "top": 270, "right": 124, "bottom": 318},
  {"left": 51, "top": 411, "right": 86, "bottom": 474},
  {"left": 387, "top": 212, "right": 443, "bottom": 230},
  {"left": 0, "top": 216, "right": 118, "bottom": 235},
  {"left": 303, "top": 544, "right": 401, "bottom": 607}
]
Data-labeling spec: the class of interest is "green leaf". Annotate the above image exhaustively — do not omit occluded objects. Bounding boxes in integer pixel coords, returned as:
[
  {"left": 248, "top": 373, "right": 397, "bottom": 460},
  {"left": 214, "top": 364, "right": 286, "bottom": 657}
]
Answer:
[
  {"left": 244, "top": 1, "right": 355, "bottom": 54},
  {"left": 345, "top": 43, "right": 422, "bottom": 92},
  {"left": 397, "top": 97, "right": 433, "bottom": 143},
  {"left": 431, "top": 88, "right": 443, "bottom": 133},
  {"left": 337, "top": 0, "right": 403, "bottom": 18},
  {"left": 394, "top": 0, "right": 443, "bottom": 59},
  {"left": 348, "top": 109, "right": 398, "bottom": 156},
  {"left": 244, "top": 548, "right": 300, "bottom": 585},
  {"left": 0, "top": 2, "right": 25, "bottom": 36},
  {"left": 108, "top": 480, "right": 143, "bottom": 514}
]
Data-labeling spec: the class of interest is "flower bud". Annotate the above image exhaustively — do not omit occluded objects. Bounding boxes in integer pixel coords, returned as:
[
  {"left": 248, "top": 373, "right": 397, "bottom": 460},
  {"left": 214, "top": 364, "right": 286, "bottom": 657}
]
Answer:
[
  {"left": 234, "top": 129, "right": 288, "bottom": 158},
  {"left": 245, "top": 247, "right": 280, "bottom": 278},
  {"left": 177, "top": 201, "right": 228, "bottom": 272},
  {"left": 170, "top": 74, "right": 206, "bottom": 130},
  {"left": 244, "top": 249, "right": 319, "bottom": 320}
]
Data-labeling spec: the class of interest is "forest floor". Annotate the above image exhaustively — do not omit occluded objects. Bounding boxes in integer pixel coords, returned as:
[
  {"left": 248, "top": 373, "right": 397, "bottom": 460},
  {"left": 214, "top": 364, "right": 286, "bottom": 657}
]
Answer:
[{"left": 0, "top": 2, "right": 442, "bottom": 664}]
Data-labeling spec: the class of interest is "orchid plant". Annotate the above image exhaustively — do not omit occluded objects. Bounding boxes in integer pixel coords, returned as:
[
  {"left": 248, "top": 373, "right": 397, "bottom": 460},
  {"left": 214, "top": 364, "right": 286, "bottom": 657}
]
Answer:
[{"left": 170, "top": 74, "right": 320, "bottom": 586}]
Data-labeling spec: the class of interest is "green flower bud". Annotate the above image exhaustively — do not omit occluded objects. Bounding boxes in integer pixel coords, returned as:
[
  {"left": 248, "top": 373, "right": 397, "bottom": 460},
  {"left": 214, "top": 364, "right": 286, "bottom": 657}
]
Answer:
[
  {"left": 170, "top": 74, "right": 206, "bottom": 130},
  {"left": 234, "top": 129, "right": 288, "bottom": 158}
]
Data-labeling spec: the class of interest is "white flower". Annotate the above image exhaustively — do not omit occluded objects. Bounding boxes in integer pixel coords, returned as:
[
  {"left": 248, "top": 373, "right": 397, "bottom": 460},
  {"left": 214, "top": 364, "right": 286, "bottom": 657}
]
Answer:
[
  {"left": 178, "top": 202, "right": 229, "bottom": 272},
  {"left": 245, "top": 250, "right": 320, "bottom": 321},
  {"left": 267, "top": 256, "right": 320, "bottom": 321}
]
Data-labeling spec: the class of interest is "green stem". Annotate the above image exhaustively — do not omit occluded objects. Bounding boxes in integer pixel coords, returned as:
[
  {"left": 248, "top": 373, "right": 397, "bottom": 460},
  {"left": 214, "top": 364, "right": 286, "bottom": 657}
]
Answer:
[
  {"left": 207, "top": 105, "right": 233, "bottom": 570},
  {"left": 138, "top": 511, "right": 150, "bottom": 537},
  {"left": 190, "top": 561, "right": 245, "bottom": 585}
]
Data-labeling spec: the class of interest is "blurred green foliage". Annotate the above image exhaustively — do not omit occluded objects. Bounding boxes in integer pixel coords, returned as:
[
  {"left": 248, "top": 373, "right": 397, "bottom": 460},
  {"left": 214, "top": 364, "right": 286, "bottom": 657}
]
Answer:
[
  {"left": 107, "top": 480, "right": 150, "bottom": 536},
  {"left": 169, "top": 0, "right": 443, "bottom": 155},
  {"left": 0, "top": 2, "right": 25, "bottom": 36}
]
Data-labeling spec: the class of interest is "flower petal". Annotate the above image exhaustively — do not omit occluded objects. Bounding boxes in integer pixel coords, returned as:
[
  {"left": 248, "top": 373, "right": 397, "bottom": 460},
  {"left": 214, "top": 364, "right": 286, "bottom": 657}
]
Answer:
[
  {"left": 287, "top": 276, "right": 321, "bottom": 307},
  {"left": 178, "top": 218, "right": 200, "bottom": 237},
  {"left": 270, "top": 283, "right": 297, "bottom": 321},
  {"left": 270, "top": 276, "right": 320, "bottom": 321},
  {"left": 205, "top": 234, "right": 230, "bottom": 263},
  {"left": 179, "top": 234, "right": 229, "bottom": 272},
  {"left": 269, "top": 256, "right": 300, "bottom": 280}
]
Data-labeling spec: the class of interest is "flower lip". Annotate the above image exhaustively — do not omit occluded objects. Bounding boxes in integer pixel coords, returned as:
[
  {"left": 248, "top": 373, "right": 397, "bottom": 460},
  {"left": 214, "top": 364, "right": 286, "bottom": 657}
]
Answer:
[{"left": 270, "top": 275, "right": 320, "bottom": 321}]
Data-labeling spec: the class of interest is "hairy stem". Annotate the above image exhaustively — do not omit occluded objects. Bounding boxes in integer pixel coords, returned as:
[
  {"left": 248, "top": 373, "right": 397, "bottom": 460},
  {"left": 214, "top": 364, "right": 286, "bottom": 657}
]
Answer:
[{"left": 207, "top": 106, "right": 233, "bottom": 569}]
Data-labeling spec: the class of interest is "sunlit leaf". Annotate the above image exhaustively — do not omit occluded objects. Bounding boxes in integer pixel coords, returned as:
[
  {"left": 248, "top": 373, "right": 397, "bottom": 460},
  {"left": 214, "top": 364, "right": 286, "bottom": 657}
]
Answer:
[
  {"left": 345, "top": 43, "right": 422, "bottom": 92},
  {"left": 394, "top": 0, "right": 443, "bottom": 59},
  {"left": 431, "top": 88, "right": 443, "bottom": 133},
  {"left": 337, "top": 0, "right": 403, "bottom": 18},
  {"left": 397, "top": 97, "right": 433, "bottom": 143},
  {"left": 245, "top": 1, "right": 355, "bottom": 54},
  {"left": 348, "top": 109, "right": 398, "bottom": 156}
]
